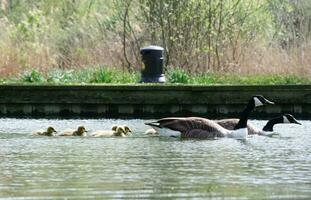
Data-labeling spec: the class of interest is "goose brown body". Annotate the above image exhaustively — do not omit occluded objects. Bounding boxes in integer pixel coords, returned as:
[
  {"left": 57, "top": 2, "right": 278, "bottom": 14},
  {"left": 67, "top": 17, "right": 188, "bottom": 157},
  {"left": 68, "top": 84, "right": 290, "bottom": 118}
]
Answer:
[
  {"left": 146, "top": 95, "right": 274, "bottom": 139},
  {"left": 216, "top": 119, "right": 260, "bottom": 135},
  {"left": 149, "top": 117, "right": 230, "bottom": 138}
]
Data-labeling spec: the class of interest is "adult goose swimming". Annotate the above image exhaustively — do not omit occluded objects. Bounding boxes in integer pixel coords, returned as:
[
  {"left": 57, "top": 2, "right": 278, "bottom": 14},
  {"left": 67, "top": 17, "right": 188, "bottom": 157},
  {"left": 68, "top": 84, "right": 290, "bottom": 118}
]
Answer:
[
  {"left": 145, "top": 95, "right": 274, "bottom": 139},
  {"left": 216, "top": 114, "right": 301, "bottom": 137}
]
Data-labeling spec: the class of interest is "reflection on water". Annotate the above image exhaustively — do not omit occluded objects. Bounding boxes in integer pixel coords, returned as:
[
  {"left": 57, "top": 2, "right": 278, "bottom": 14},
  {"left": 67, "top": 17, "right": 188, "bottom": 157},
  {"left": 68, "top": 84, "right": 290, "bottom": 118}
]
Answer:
[{"left": 0, "top": 118, "right": 310, "bottom": 199}]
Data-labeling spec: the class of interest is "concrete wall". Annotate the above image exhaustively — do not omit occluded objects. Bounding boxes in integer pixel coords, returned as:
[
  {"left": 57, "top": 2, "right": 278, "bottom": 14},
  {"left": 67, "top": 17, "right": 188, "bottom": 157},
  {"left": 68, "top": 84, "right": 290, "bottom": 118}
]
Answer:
[{"left": 0, "top": 85, "right": 310, "bottom": 119}]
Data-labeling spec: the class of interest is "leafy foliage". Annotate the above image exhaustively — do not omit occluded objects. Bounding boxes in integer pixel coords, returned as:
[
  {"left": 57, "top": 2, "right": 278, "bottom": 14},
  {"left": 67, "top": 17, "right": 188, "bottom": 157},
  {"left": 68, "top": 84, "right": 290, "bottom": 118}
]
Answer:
[
  {"left": 0, "top": 0, "right": 310, "bottom": 78},
  {"left": 21, "top": 69, "right": 45, "bottom": 83},
  {"left": 166, "top": 68, "right": 190, "bottom": 84}
]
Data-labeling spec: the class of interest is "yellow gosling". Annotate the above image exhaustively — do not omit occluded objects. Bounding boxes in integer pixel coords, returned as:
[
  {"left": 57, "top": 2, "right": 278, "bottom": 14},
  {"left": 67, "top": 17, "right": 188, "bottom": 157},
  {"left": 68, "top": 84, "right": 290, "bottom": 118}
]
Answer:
[
  {"left": 91, "top": 125, "right": 127, "bottom": 137},
  {"left": 32, "top": 126, "right": 57, "bottom": 136},
  {"left": 58, "top": 125, "right": 87, "bottom": 136},
  {"left": 112, "top": 125, "right": 132, "bottom": 135},
  {"left": 121, "top": 125, "right": 132, "bottom": 135},
  {"left": 144, "top": 128, "right": 158, "bottom": 136}
]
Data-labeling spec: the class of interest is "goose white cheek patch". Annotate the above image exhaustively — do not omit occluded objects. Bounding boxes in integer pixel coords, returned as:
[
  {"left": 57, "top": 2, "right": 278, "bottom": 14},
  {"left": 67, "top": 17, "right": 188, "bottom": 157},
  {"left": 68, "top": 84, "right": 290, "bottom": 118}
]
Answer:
[{"left": 254, "top": 97, "right": 264, "bottom": 107}]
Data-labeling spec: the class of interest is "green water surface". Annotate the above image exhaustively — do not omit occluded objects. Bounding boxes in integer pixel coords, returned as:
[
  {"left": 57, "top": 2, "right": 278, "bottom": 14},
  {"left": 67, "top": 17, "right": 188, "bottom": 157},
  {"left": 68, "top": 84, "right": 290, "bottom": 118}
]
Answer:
[{"left": 0, "top": 119, "right": 310, "bottom": 199}]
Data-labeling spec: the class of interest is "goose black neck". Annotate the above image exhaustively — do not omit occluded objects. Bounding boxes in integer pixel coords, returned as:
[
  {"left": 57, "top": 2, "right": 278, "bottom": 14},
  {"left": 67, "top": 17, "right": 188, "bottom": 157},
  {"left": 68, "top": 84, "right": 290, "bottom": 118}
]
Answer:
[
  {"left": 262, "top": 116, "right": 283, "bottom": 132},
  {"left": 234, "top": 100, "right": 254, "bottom": 130}
]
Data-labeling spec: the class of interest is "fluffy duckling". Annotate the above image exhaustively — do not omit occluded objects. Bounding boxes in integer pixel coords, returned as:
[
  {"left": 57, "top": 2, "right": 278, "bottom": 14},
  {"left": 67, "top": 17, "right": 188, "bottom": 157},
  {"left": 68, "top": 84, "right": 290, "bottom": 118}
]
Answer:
[
  {"left": 118, "top": 125, "right": 132, "bottom": 136},
  {"left": 91, "top": 125, "right": 129, "bottom": 137},
  {"left": 144, "top": 128, "right": 158, "bottom": 136},
  {"left": 32, "top": 126, "right": 57, "bottom": 136},
  {"left": 58, "top": 125, "right": 87, "bottom": 136}
]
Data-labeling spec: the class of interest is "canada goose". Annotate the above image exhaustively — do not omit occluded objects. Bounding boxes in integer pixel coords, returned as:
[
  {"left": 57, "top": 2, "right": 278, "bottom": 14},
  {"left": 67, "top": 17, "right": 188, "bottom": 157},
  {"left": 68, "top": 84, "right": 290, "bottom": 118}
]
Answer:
[
  {"left": 145, "top": 95, "right": 274, "bottom": 139},
  {"left": 58, "top": 125, "right": 87, "bottom": 136},
  {"left": 32, "top": 126, "right": 57, "bottom": 136},
  {"left": 216, "top": 114, "right": 301, "bottom": 136},
  {"left": 91, "top": 125, "right": 127, "bottom": 137}
]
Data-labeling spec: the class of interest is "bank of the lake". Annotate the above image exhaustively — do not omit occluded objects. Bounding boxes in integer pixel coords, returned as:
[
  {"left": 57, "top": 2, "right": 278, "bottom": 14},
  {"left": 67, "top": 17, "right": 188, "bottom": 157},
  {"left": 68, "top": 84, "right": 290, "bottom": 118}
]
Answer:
[{"left": 0, "top": 84, "right": 310, "bottom": 119}]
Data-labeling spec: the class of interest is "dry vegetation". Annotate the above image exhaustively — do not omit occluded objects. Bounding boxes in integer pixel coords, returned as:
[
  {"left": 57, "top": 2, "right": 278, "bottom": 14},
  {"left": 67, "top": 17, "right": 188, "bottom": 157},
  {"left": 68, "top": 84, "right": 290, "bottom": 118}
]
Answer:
[{"left": 0, "top": 0, "right": 310, "bottom": 81}]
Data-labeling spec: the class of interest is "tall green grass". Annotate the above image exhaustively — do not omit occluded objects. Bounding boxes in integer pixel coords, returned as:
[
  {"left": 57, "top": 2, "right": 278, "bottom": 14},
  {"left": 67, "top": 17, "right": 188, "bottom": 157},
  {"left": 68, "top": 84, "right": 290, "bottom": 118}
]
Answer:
[
  {"left": 1, "top": 67, "right": 309, "bottom": 85},
  {"left": 1, "top": 67, "right": 138, "bottom": 84},
  {"left": 166, "top": 68, "right": 311, "bottom": 85},
  {"left": 191, "top": 73, "right": 311, "bottom": 85}
]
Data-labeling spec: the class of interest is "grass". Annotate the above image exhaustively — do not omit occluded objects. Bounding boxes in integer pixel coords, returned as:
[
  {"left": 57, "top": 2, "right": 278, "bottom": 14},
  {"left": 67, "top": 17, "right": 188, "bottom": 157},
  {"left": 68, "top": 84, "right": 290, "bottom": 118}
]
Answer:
[
  {"left": 0, "top": 1, "right": 310, "bottom": 82},
  {"left": 0, "top": 67, "right": 310, "bottom": 85},
  {"left": 190, "top": 74, "right": 311, "bottom": 85}
]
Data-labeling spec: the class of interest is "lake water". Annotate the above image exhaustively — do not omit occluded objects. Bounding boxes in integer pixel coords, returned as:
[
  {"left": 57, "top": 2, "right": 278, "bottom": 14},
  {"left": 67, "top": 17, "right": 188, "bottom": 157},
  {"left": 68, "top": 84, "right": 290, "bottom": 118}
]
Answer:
[{"left": 0, "top": 118, "right": 310, "bottom": 199}]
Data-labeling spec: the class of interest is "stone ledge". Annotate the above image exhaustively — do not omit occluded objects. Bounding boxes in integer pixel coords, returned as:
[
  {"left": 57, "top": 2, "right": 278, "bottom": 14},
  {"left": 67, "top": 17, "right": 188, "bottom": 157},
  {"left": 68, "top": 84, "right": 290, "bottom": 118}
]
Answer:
[{"left": 0, "top": 85, "right": 310, "bottom": 119}]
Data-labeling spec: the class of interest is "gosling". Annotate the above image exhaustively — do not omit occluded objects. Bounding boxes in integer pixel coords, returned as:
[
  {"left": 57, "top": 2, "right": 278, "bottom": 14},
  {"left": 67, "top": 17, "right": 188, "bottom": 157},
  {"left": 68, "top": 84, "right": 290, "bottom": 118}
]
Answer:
[
  {"left": 91, "top": 125, "right": 130, "bottom": 137},
  {"left": 32, "top": 126, "right": 57, "bottom": 136},
  {"left": 119, "top": 125, "right": 132, "bottom": 136},
  {"left": 58, "top": 125, "right": 88, "bottom": 136},
  {"left": 144, "top": 128, "right": 158, "bottom": 136}
]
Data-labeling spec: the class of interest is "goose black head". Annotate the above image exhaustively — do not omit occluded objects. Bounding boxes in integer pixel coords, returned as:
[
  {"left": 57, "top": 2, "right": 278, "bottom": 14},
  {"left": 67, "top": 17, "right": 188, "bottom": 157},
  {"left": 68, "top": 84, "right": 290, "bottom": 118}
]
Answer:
[
  {"left": 283, "top": 114, "right": 301, "bottom": 125},
  {"left": 252, "top": 95, "right": 274, "bottom": 107}
]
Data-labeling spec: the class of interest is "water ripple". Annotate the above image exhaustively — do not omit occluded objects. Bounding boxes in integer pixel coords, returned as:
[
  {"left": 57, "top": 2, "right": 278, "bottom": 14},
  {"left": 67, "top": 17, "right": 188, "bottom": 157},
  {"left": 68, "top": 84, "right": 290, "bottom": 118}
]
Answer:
[{"left": 0, "top": 118, "right": 310, "bottom": 199}]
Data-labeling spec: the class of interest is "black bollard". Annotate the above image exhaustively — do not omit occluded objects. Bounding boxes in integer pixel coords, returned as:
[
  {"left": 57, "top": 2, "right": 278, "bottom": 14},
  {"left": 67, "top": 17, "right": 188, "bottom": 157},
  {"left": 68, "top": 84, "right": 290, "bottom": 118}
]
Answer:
[{"left": 140, "top": 45, "right": 166, "bottom": 83}]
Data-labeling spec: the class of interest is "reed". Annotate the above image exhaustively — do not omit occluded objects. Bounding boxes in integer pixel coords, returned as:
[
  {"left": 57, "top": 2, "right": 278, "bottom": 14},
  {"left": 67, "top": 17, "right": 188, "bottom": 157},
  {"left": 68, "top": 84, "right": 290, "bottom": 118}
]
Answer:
[{"left": 0, "top": 0, "right": 310, "bottom": 79}]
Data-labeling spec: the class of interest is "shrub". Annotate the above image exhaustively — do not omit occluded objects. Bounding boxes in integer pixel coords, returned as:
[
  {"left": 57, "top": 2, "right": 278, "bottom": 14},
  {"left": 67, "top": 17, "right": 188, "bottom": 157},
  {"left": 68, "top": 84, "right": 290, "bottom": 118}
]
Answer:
[{"left": 21, "top": 69, "right": 45, "bottom": 83}]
